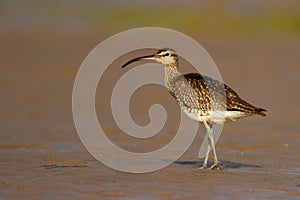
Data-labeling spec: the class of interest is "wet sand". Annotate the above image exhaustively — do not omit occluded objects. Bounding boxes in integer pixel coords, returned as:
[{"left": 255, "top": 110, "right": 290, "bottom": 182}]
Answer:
[{"left": 1, "top": 30, "right": 300, "bottom": 199}]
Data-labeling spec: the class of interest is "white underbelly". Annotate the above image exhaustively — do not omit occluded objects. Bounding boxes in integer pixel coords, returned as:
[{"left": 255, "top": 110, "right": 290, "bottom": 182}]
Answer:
[{"left": 183, "top": 109, "right": 247, "bottom": 124}]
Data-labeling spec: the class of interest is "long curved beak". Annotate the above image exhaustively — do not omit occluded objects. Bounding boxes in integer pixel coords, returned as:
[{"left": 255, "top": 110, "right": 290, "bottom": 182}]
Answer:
[{"left": 121, "top": 54, "right": 156, "bottom": 68}]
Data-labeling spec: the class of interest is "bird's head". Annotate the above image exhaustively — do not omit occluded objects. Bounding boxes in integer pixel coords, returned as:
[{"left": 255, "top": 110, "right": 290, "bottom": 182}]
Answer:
[{"left": 121, "top": 48, "right": 178, "bottom": 69}]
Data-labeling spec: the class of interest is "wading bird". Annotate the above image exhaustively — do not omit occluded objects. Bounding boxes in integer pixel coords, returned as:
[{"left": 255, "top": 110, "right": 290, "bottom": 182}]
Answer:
[{"left": 122, "top": 48, "right": 266, "bottom": 169}]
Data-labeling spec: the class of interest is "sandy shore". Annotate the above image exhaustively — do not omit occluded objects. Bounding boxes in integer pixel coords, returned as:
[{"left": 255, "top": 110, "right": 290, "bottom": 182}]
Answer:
[{"left": 0, "top": 30, "right": 300, "bottom": 199}]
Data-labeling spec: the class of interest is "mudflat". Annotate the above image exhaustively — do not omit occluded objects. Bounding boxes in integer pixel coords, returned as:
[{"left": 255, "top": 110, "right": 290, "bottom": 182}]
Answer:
[{"left": 1, "top": 30, "right": 300, "bottom": 199}]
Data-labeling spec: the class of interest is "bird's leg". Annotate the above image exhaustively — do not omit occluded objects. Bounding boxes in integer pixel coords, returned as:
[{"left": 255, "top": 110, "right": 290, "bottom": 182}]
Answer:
[
  {"left": 199, "top": 121, "right": 212, "bottom": 169},
  {"left": 205, "top": 121, "right": 221, "bottom": 170},
  {"left": 198, "top": 136, "right": 211, "bottom": 169}
]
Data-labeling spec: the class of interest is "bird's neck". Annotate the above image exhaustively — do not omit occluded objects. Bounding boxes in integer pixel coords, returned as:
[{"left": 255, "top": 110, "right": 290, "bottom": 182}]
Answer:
[{"left": 164, "top": 65, "right": 180, "bottom": 91}]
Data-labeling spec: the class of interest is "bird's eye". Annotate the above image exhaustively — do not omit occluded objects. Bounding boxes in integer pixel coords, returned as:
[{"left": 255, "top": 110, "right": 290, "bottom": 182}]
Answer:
[{"left": 164, "top": 53, "right": 170, "bottom": 57}]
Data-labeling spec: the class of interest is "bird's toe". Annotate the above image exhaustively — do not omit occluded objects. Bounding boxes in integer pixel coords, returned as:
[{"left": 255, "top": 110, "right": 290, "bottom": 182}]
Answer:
[
  {"left": 210, "top": 162, "right": 222, "bottom": 170},
  {"left": 198, "top": 164, "right": 208, "bottom": 170}
]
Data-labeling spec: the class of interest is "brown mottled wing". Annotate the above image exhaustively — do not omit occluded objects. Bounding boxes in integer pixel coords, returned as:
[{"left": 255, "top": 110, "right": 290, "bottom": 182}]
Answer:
[
  {"left": 171, "top": 73, "right": 266, "bottom": 116},
  {"left": 224, "top": 84, "right": 267, "bottom": 116},
  {"left": 168, "top": 74, "right": 208, "bottom": 116}
]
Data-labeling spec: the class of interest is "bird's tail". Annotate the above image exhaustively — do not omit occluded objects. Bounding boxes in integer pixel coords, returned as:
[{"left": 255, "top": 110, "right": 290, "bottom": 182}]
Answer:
[
  {"left": 253, "top": 107, "right": 267, "bottom": 116},
  {"left": 228, "top": 97, "right": 267, "bottom": 117}
]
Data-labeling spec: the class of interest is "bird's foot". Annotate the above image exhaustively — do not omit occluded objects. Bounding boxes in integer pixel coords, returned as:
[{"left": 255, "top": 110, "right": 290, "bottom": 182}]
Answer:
[
  {"left": 198, "top": 164, "right": 208, "bottom": 169},
  {"left": 209, "top": 162, "right": 222, "bottom": 170}
]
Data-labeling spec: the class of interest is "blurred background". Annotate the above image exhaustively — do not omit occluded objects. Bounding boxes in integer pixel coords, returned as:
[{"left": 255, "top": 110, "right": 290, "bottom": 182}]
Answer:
[
  {"left": 1, "top": 1, "right": 300, "bottom": 199},
  {"left": 1, "top": 0, "right": 300, "bottom": 36}
]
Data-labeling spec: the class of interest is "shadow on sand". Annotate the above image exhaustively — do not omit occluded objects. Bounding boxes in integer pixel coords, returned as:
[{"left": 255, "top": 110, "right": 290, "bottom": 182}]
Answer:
[{"left": 175, "top": 160, "right": 261, "bottom": 169}]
